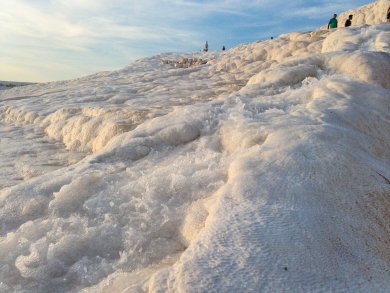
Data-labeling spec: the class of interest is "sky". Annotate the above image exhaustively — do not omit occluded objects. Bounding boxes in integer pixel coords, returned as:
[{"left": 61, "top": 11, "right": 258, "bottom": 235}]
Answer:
[{"left": 0, "top": 0, "right": 374, "bottom": 83}]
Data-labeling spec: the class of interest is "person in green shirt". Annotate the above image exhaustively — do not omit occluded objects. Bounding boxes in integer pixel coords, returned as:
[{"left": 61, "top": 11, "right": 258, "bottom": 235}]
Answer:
[{"left": 327, "top": 14, "right": 338, "bottom": 29}]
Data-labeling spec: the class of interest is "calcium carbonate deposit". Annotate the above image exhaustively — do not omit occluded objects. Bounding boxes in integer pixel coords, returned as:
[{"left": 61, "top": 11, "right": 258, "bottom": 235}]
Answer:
[{"left": 1, "top": 0, "right": 390, "bottom": 292}]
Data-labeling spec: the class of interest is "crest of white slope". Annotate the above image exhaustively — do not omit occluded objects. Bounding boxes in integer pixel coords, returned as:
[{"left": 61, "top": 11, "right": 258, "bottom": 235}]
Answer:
[{"left": 0, "top": 0, "right": 389, "bottom": 292}]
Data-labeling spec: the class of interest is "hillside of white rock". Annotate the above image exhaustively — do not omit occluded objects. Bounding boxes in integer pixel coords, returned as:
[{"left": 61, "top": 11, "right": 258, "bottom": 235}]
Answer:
[{"left": 1, "top": 0, "right": 389, "bottom": 292}]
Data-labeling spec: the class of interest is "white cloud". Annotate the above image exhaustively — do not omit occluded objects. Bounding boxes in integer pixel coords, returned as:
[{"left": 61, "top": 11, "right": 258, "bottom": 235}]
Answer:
[
  {"left": 0, "top": 0, "right": 208, "bottom": 82},
  {"left": 0, "top": 0, "right": 206, "bottom": 51}
]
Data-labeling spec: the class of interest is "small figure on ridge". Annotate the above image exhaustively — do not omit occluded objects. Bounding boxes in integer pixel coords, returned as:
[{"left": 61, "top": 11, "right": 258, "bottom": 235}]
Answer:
[
  {"left": 203, "top": 41, "right": 209, "bottom": 52},
  {"left": 222, "top": 45, "right": 225, "bottom": 51},
  {"left": 387, "top": 6, "right": 390, "bottom": 22},
  {"left": 327, "top": 14, "right": 338, "bottom": 29},
  {"left": 345, "top": 15, "right": 353, "bottom": 27}
]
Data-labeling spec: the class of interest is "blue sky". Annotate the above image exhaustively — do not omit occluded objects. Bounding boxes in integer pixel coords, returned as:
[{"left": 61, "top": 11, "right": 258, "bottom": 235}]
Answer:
[{"left": 0, "top": 0, "right": 373, "bottom": 82}]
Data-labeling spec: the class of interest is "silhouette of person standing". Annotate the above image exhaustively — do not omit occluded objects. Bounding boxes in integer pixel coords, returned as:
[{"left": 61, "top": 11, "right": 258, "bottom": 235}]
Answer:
[
  {"left": 345, "top": 15, "right": 353, "bottom": 27},
  {"left": 204, "top": 41, "right": 209, "bottom": 52},
  {"left": 387, "top": 6, "right": 390, "bottom": 22}
]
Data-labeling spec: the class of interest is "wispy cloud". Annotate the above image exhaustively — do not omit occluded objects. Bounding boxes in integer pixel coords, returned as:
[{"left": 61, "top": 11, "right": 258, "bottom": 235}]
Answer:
[{"left": 286, "top": 0, "right": 361, "bottom": 19}]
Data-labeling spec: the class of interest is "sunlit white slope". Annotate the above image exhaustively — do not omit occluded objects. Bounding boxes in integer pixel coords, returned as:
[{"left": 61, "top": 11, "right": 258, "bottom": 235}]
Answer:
[{"left": 1, "top": 2, "right": 390, "bottom": 293}]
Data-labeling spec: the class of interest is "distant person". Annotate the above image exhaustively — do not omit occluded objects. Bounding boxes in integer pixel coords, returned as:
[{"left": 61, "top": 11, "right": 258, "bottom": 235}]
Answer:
[
  {"left": 222, "top": 46, "right": 225, "bottom": 51},
  {"left": 204, "top": 41, "right": 209, "bottom": 52},
  {"left": 327, "top": 14, "right": 338, "bottom": 29},
  {"left": 345, "top": 15, "right": 353, "bottom": 27},
  {"left": 387, "top": 6, "right": 390, "bottom": 22},
  {"left": 270, "top": 36, "right": 274, "bottom": 40}
]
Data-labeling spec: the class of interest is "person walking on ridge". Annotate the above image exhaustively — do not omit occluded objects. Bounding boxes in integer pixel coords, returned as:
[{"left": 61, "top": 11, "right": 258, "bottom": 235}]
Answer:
[
  {"left": 327, "top": 14, "right": 338, "bottom": 29},
  {"left": 345, "top": 15, "right": 353, "bottom": 27}
]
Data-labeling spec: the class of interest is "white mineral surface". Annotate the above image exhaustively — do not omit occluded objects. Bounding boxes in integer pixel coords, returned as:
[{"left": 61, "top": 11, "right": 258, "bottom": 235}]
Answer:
[{"left": 1, "top": 0, "right": 389, "bottom": 292}]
